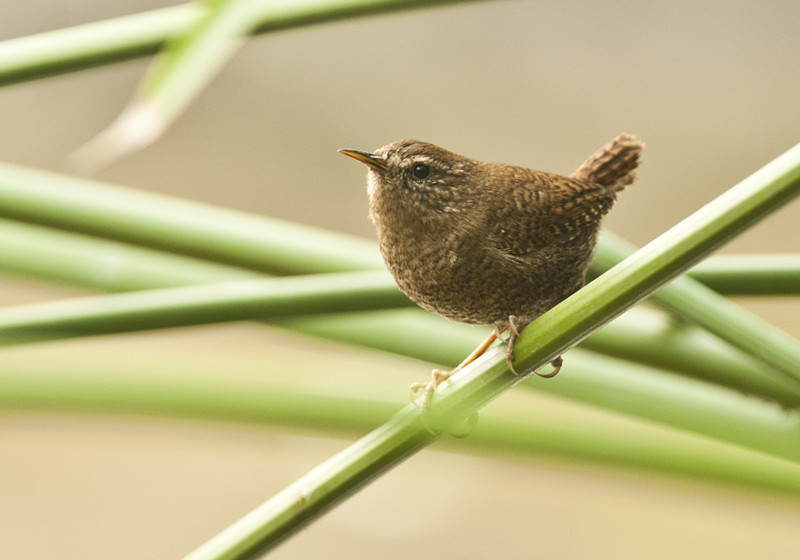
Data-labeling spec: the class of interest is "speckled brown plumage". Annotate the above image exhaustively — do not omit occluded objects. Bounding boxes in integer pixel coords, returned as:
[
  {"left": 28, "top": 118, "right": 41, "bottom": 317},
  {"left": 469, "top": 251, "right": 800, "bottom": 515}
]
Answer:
[{"left": 340, "top": 134, "right": 643, "bottom": 388}]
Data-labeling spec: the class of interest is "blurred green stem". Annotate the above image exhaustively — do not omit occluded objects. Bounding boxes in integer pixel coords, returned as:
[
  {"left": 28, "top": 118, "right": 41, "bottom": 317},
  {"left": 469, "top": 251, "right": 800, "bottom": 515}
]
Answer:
[
  {"left": 0, "top": 162, "right": 383, "bottom": 274},
  {"left": 0, "top": 4, "right": 200, "bottom": 84},
  {"left": 591, "top": 231, "right": 800, "bottom": 391},
  {"left": 0, "top": 0, "right": 477, "bottom": 85},
  {"left": 67, "top": 0, "right": 272, "bottom": 172},
  {"left": 686, "top": 253, "right": 800, "bottom": 295},
  {"left": 0, "top": 271, "right": 405, "bottom": 346},
  {"left": 3, "top": 359, "right": 800, "bottom": 497}
]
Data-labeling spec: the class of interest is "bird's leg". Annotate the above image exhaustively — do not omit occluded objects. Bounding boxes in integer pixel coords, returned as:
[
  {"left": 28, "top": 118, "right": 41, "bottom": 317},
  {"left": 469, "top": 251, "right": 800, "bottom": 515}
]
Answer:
[
  {"left": 410, "top": 328, "right": 501, "bottom": 410},
  {"left": 409, "top": 317, "right": 563, "bottom": 411},
  {"left": 503, "top": 317, "right": 521, "bottom": 375},
  {"left": 503, "top": 315, "right": 563, "bottom": 378}
]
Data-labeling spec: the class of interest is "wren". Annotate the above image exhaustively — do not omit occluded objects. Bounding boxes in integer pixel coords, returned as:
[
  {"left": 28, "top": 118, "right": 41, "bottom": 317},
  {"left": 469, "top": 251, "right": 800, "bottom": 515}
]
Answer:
[{"left": 340, "top": 134, "right": 643, "bottom": 404}]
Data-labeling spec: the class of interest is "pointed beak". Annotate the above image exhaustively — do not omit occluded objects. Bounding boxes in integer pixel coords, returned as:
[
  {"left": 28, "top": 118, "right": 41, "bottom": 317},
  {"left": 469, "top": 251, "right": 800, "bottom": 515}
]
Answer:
[{"left": 338, "top": 148, "right": 388, "bottom": 171}]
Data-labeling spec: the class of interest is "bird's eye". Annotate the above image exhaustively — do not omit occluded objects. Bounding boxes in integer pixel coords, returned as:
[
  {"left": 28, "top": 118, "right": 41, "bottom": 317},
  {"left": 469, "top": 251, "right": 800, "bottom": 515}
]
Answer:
[{"left": 412, "top": 163, "right": 431, "bottom": 180}]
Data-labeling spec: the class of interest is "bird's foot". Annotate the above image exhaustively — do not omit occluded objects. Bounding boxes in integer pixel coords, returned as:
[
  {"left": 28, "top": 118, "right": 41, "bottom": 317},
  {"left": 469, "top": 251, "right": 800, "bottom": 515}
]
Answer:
[
  {"left": 410, "top": 368, "right": 457, "bottom": 411},
  {"left": 538, "top": 356, "right": 563, "bottom": 378},
  {"left": 410, "top": 329, "right": 503, "bottom": 411},
  {"left": 502, "top": 316, "right": 563, "bottom": 378},
  {"left": 410, "top": 367, "right": 480, "bottom": 436}
]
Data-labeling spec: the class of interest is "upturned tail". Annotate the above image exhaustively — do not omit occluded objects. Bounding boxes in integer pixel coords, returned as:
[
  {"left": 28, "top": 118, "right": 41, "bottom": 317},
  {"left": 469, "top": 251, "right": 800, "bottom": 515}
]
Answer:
[{"left": 570, "top": 133, "right": 643, "bottom": 192}]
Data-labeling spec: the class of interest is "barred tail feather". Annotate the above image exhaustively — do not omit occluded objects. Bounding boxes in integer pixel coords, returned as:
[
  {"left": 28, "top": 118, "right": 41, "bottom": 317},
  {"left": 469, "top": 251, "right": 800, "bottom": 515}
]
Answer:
[{"left": 571, "top": 133, "right": 644, "bottom": 192}]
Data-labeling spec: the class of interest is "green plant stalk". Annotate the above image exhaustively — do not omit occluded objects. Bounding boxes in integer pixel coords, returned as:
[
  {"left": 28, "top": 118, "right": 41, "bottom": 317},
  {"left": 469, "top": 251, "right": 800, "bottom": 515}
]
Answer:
[
  {"left": 137, "top": 0, "right": 262, "bottom": 120},
  {"left": 529, "top": 348, "right": 800, "bottom": 463},
  {"left": 577, "top": 309, "right": 800, "bottom": 404},
  {"left": 0, "top": 271, "right": 406, "bottom": 346},
  {"left": 0, "top": 162, "right": 383, "bottom": 274},
  {"left": 0, "top": 4, "right": 201, "bottom": 84},
  {"left": 3, "top": 361, "right": 800, "bottom": 499},
  {"left": 2, "top": 269, "right": 798, "bottom": 408},
  {"left": 2, "top": 158, "right": 799, "bottom": 295},
  {"left": 1, "top": 217, "right": 799, "bottom": 406},
  {"left": 590, "top": 231, "right": 800, "bottom": 387},
  {"left": 1, "top": 156, "right": 798, "bottom": 299},
  {"left": 0, "top": 219, "right": 263, "bottom": 290},
  {"left": 69, "top": 0, "right": 274, "bottom": 171},
  {"left": 179, "top": 141, "right": 800, "bottom": 560},
  {"left": 685, "top": 253, "right": 800, "bottom": 295},
  {"left": 277, "top": 308, "right": 800, "bottom": 465},
  {"left": 0, "top": 0, "right": 477, "bottom": 86},
  {"left": 185, "top": 405, "right": 436, "bottom": 560}
]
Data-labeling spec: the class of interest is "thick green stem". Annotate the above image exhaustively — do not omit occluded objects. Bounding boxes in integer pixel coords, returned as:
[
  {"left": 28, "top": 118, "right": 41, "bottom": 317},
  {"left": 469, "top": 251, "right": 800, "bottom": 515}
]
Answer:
[{"left": 180, "top": 142, "right": 800, "bottom": 560}]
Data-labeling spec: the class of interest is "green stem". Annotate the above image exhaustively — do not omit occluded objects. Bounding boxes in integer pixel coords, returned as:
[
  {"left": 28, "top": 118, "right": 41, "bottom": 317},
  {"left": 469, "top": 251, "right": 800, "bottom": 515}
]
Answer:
[
  {"left": 3, "top": 361, "right": 800, "bottom": 497},
  {"left": 0, "top": 5, "right": 201, "bottom": 84},
  {"left": 687, "top": 254, "right": 800, "bottom": 295},
  {"left": 593, "top": 232, "right": 800, "bottom": 390},
  {"left": 0, "top": 218, "right": 261, "bottom": 290},
  {"left": 0, "top": 271, "right": 404, "bottom": 346},
  {"left": 139, "top": 0, "right": 263, "bottom": 119},
  {"left": 579, "top": 309, "right": 800, "bottom": 406},
  {"left": 0, "top": 0, "right": 476, "bottom": 86},
  {"left": 0, "top": 162, "right": 383, "bottom": 274},
  {"left": 68, "top": 0, "right": 275, "bottom": 171},
  {"left": 530, "top": 349, "right": 800, "bottom": 463}
]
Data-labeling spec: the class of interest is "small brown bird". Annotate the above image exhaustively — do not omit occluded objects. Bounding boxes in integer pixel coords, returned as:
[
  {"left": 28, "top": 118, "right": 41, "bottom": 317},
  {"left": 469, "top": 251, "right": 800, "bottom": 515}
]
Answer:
[{"left": 340, "top": 134, "right": 643, "bottom": 404}]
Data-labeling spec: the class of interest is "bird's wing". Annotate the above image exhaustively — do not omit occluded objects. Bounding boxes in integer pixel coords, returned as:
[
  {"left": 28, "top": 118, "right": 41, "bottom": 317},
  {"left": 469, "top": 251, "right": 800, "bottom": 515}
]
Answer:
[{"left": 489, "top": 174, "right": 617, "bottom": 257}]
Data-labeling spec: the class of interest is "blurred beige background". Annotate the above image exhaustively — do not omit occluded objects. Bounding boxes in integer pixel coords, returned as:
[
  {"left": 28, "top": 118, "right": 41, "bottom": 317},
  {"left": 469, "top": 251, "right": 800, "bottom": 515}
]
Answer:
[{"left": 1, "top": 1, "right": 800, "bottom": 558}]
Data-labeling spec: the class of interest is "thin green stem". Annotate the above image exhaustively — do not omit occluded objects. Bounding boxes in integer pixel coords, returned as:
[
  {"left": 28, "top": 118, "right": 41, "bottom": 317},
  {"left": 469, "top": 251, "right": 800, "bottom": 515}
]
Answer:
[
  {"left": 529, "top": 349, "right": 800, "bottom": 463},
  {"left": 68, "top": 0, "right": 272, "bottom": 171},
  {"left": 139, "top": 0, "right": 262, "bottom": 118},
  {"left": 0, "top": 0, "right": 476, "bottom": 86},
  {"left": 0, "top": 218, "right": 261, "bottom": 290},
  {"left": 0, "top": 271, "right": 404, "bottom": 346},
  {"left": 688, "top": 254, "right": 800, "bottom": 295},
  {"left": 3, "top": 213, "right": 797, "bottom": 294},
  {"left": 579, "top": 309, "right": 800, "bottom": 406},
  {"left": 0, "top": 5, "right": 201, "bottom": 84},
  {"left": 592, "top": 232, "right": 800, "bottom": 389},
  {"left": 0, "top": 162, "right": 383, "bottom": 274}
]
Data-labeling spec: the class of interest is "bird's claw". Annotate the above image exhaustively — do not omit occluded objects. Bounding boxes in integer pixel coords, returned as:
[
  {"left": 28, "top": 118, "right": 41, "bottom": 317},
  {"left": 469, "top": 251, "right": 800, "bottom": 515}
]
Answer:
[
  {"left": 503, "top": 317, "right": 563, "bottom": 378},
  {"left": 537, "top": 356, "right": 563, "bottom": 378},
  {"left": 410, "top": 368, "right": 454, "bottom": 411}
]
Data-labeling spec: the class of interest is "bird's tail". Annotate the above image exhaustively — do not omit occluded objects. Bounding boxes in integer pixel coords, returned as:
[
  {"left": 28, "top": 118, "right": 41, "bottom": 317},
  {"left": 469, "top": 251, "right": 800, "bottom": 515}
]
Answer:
[{"left": 571, "top": 133, "right": 644, "bottom": 192}]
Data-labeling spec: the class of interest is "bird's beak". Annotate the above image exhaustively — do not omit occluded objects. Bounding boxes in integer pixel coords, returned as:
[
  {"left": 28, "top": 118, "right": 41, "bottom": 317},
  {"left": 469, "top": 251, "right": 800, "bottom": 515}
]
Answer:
[{"left": 338, "top": 148, "right": 388, "bottom": 171}]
